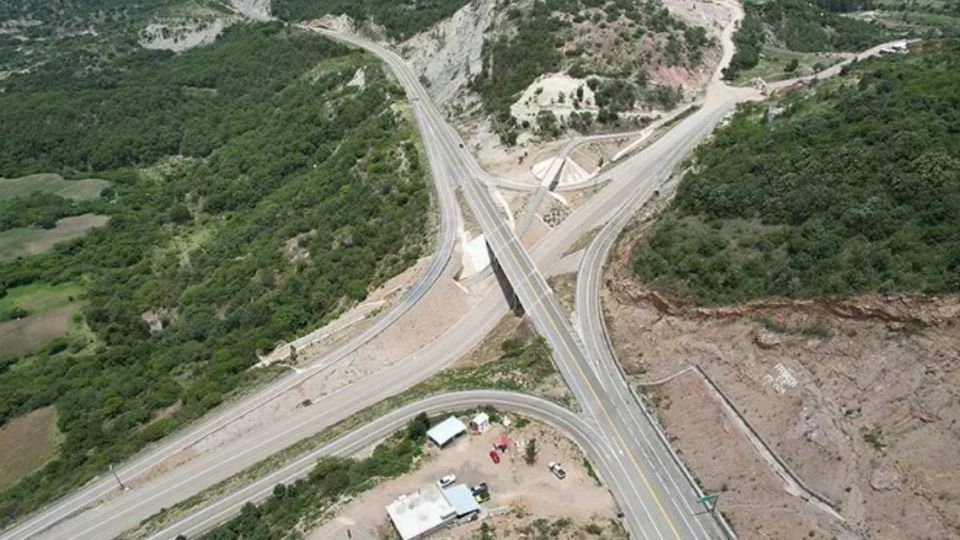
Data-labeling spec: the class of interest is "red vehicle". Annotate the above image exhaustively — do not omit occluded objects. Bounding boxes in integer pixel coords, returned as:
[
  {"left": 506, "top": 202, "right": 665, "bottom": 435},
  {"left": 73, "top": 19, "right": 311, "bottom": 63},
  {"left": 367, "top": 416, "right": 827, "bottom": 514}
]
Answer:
[{"left": 488, "top": 450, "right": 500, "bottom": 464}]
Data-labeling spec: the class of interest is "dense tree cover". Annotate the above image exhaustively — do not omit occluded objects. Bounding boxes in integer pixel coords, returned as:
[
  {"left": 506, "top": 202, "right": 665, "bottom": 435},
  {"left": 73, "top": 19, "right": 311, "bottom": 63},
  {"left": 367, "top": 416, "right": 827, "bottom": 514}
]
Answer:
[
  {"left": 0, "top": 0, "right": 196, "bottom": 75},
  {"left": 633, "top": 42, "right": 960, "bottom": 305},
  {"left": 471, "top": 0, "right": 703, "bottom": 143},
  {"left": 723, "top": 8, "right": 766, "bottom": 80},
  {"left": 811, "top": 0, "right": 875, "bottom": 12},
  {"left": 272, "top": 0, "right": 471, "bottom": 40},
  {"left": 0, "top": 193, "right": 103, "bottom": 231},
  {"left": 0, "top": 23, "right": 431, "bottom": 524},
  {"left": 762, "top": 0, "right": 892, "bottom": 51},
  {"left": 723, "top": 0, "right": 891, "bottom": 79},
  {"left": 201, "top": 413, "right": 433, "bottom": 540}
]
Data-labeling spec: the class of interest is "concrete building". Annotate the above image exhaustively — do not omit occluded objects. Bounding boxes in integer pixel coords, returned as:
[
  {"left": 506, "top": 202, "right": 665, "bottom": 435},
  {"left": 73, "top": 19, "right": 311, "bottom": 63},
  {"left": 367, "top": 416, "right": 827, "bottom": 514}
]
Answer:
[
  {"left": 426, "top": 416, "right": 467, "bottom": 448},
  {"left": 386, "top": 485, "right": 456, "bottom": 540},
  {"left": 469, "top": 412, "right": 490, "bottom": 433}
]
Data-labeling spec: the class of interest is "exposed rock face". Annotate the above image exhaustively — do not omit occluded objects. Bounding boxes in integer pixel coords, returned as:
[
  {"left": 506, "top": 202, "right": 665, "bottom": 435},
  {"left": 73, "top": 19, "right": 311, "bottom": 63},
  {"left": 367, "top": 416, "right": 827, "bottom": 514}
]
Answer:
[
  {"left": 230, "top": 0, "right": 272, "bottom": 21},
  {"left": 140, "top": 19, "right": 228, "bottom": 53},
  {"left": 399, "top": 0, "right": 499, "bottom": 109}
]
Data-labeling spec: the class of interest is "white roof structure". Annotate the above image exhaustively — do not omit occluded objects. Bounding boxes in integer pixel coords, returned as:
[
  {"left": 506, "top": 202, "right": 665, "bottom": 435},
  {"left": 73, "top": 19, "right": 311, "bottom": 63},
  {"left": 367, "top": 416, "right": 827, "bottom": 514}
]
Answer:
[
  {"left": 469, "top": 412, "right": 490, "bottom": 432},
  {"left": 443, "top": 484, "right": 481, "bottom": 517},
  {"left": 386, "top": 485, "right": 456, "bottom": 540},
  {"left": 427, "top": 416, "right": 467, "bottom": 447}
]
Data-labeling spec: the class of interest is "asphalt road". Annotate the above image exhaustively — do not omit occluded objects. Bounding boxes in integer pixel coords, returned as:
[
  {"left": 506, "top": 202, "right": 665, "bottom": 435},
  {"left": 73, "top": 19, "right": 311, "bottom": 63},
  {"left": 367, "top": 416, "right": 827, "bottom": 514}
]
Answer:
[
  {"left": 573, "top": 86, "right": 751, "bottom": 540},
  {"left": 3, "top": 18, "right": 903, "bottom": 540},
  {"left": 317, "top": 29, "right": 731, "bottom": 540},
  {"left": 145, "top": 390, "right": 608, "bottom": 539},
  {"left": 3, "top": 28, "right": 741, "bottom": 540},
  {"left": 0, "top": 34, "right": 464, "bottom": 540}
]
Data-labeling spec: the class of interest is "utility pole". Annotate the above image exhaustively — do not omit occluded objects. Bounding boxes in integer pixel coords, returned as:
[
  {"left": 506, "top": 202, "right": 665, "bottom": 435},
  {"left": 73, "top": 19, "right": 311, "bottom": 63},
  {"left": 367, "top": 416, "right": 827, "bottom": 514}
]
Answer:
[{"left": 109, "top": 464, "right": 126, "bottom": 491}]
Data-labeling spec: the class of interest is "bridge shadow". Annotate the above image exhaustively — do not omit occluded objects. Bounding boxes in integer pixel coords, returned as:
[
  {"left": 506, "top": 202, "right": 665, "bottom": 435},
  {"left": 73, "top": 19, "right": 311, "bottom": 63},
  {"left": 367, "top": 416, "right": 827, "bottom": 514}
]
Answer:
[{"left": 487, "top": 241, "right": 524, "bottom": 317}]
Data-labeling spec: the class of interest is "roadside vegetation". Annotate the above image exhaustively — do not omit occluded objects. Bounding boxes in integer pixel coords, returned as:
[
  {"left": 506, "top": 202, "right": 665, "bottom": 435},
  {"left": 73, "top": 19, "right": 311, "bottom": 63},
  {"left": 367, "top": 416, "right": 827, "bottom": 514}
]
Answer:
[
  {"left": 199, "top": 412, "right": 433, "bottom": 540},
  {"left": 0, "top": 20, "right": 431, "bottom": 526},
  {"left": 127, "top": 321, "right": 559, "bottom": 538},
  {"left": 723, "top": 0, "right": 895, "bottom": 81},
  {"left": 632, "top": 41, "right": 960, "bottom": 305}
]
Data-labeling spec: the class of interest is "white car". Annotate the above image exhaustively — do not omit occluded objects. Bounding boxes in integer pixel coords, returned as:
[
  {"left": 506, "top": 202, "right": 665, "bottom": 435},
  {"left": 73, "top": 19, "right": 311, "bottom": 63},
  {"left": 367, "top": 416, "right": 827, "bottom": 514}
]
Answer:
[
  {"left": 548, "top": 462, "right": 566, "bottom": 480},
  {"left": 437, "top": 474, "right": 457, "bottom": 488}
]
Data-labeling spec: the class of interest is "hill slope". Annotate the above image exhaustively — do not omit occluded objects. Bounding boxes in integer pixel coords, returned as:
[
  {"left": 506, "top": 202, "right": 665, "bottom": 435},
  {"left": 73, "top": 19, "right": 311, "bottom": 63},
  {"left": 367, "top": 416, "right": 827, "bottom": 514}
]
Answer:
[
  {"left": 632, "top": 40, "right": 960, "bottom": 305},
  {"left": 0, "top": 14, "right": 431, "bottom": 525}
]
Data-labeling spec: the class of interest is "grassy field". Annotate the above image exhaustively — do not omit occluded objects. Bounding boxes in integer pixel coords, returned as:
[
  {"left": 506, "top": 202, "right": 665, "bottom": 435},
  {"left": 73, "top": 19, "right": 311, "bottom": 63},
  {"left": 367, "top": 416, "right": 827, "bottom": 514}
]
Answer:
[
  {"left": 0, "top": 406, "right": 60, "bottom": 491},
  {"left": 0, "top": 282, "right": 83, "bottom": 319},
  {"left": 0, "top": 174, "right": 109, "bottom": 201},
  {"left": 0, "top": 214, "right": 109, "bottom": 261},
  {"left": 0, "top": 283, "right": 84, "bottom": 359},
  {"left": 737, "top": 45, "right": 847, "bottom": 83}
]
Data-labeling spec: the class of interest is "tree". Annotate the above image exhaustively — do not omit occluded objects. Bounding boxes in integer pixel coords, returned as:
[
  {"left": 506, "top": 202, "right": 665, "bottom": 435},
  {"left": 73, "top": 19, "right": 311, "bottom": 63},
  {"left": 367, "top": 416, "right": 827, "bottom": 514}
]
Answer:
[
  {"left": 784, "top": 58, "right": 800, "bottom": 72},
  {"left": 524, "top": 438, "right": 538, "bottom": 465},
  {"left": 406, "top": 412, "right": 431, "bottom": 442},
  {"left": 168, "top": 204, "right": 192, "bottom": 224}
]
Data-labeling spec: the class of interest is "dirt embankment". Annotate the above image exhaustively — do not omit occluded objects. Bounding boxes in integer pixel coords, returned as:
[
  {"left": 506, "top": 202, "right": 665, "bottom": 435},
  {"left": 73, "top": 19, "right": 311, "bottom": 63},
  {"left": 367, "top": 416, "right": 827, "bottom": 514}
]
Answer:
[{"left": 604, "top": 223, "right": 960, "bottom": 539}]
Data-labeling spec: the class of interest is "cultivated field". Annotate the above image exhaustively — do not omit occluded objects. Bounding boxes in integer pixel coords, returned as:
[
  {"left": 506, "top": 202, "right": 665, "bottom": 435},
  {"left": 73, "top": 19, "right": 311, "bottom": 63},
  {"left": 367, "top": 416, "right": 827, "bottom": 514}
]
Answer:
[
  {"left": 0, "top": 214, "right": 109, "bottom": 260},
  {"left": 0, "top": 282, "right": 83, "bottom": 358},
  {"left": 0, "top": 173, "right": 109, "bottom": 201},
  {"left": 0, "top": 406, "right": 60, "bottom": 491},
  {"left": 0, "top": 305, "right": 79, "bottom": 359}
]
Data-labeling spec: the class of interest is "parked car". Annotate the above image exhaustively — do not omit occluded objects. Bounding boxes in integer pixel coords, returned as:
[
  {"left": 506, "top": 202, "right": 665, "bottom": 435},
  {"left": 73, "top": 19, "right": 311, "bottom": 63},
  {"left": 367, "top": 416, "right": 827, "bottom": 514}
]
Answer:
[
  {"left": 470, "top": 482, "right": 488, "bottom": 495},
  {"left": 489, "top": 450, "right": 501, "bottom": 464},
  {"left": 437, "top": 474, "right": 457, "bottom": 488},
  {"left": 548, "top": 462, "right": 566, "bottom": 479}
]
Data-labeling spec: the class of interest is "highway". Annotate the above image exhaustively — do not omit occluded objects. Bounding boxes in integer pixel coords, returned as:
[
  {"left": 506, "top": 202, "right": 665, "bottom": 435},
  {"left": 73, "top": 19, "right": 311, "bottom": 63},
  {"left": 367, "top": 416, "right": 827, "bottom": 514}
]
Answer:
[
  {"left": 145, "top": 391, "right": 608, "bottom": 539},
  {"left": 0, "top": 31, "right": 466, "bottom": 540},
  {"left": 316, "top": 28, "right": 733, "bottom": 540},
  {"left": 2, "top": 16, "right": 754, "bottom": 540}
]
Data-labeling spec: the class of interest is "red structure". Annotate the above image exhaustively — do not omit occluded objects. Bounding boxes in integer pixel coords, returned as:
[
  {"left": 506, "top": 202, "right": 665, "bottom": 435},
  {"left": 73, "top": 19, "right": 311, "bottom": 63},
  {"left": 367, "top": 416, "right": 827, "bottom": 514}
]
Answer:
[{"left": 493, "top": 435, "right": 510, "bottom": 452}]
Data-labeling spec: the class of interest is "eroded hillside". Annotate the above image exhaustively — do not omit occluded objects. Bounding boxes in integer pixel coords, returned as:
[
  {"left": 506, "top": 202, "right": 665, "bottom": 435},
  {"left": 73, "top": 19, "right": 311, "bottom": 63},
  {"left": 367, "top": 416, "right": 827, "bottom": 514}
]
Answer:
[{"left": 608, "top": 41, "right": 960, "bottom": 539}]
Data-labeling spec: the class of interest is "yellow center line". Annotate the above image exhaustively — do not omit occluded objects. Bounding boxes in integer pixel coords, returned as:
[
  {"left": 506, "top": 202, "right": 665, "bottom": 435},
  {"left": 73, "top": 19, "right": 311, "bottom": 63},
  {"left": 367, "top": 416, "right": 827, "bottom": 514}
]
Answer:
[{"left": 462, "top": 174, "right": 685, "bottom": 540}]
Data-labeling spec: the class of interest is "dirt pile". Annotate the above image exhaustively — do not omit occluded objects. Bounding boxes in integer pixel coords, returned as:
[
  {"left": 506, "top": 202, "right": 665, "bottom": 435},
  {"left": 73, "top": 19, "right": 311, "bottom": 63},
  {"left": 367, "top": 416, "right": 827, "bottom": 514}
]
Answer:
[{"left": 604, "top": 226, "right": 960, "bottom": 539}]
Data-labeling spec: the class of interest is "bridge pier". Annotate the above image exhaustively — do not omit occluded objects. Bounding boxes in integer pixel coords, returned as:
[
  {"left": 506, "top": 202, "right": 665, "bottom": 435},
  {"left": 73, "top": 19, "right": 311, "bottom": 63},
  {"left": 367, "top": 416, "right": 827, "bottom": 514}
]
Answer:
[{"left": 487, "top": 241, "right": 524, "bottom": 316}]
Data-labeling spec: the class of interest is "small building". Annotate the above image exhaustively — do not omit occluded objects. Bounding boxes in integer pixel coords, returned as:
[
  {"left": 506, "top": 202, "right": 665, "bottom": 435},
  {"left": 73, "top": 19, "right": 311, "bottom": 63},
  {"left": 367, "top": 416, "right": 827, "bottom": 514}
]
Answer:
[
  {"left": 386, "top": 485, "right": 457, "bottom": 540},
  {"left": 469, "top": 412, "right": 490, "bottom": 433},
  {"left": 427, "top": 416, "right": 467, "bottom": 448},
  {"left": 442, "top": 484, "right": 481, "bottom": 519},
  {"left": 493, "top": 434, "right": 510, "bottom": 452}
]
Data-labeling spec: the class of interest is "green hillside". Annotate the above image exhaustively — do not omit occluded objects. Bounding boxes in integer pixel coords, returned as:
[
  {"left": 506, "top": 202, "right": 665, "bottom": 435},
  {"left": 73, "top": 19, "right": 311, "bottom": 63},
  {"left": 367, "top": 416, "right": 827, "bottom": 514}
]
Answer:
[
  {"left": 0, "top": 20, "right": 430, "bottom": 524},
  {"left": 632, "top": 41, "right": 960, "bottom": 305}
]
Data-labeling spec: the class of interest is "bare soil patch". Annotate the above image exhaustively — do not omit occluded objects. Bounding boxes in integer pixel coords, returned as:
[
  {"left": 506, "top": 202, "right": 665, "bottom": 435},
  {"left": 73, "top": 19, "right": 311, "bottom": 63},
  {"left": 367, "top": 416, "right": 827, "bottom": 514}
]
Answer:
[
  {"left": 0, "top": 214, "right": 109, "bottom": 260},
  {"left": 0, "top": 173, "right": 109, "bottom": 201},
  {"left": 0, "top": 304, "right": 78, "bottom": 359},
  {"left": 603, "top": 215, "right": 960, "bottom": 539},
  {"left": 308, "top": 419, "right": 623, "bottom": 540},
  {"left": 0, "top": 406, "right": 59, "bottom": 491}
]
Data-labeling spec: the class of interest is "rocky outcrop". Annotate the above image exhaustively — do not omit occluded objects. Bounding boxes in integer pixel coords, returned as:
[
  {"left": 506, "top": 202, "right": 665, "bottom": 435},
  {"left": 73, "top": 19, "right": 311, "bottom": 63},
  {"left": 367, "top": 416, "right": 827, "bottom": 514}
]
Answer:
[{"left": 399, "top": 0, "right": 500, "bottom": 109}]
